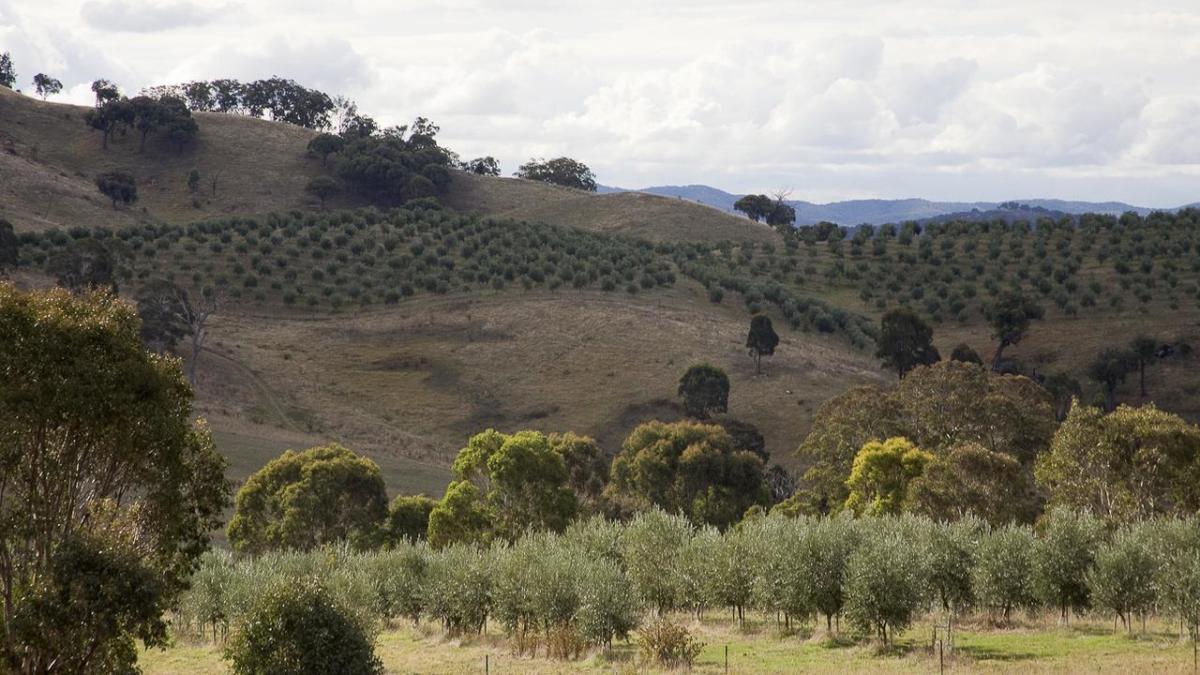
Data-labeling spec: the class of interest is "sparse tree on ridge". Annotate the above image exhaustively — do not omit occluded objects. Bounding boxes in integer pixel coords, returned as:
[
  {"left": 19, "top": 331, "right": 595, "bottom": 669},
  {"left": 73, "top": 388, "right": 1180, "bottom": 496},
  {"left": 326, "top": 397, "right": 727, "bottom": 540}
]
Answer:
[
  {"left": 734, "top": 194, "right": 773, "bottom": 222},
  {"left": 514, "top": 157, "right": 597, "bottom": 191},
  {"left": 746, "top": 314, "right": 779, "bottom": 374},
  {"left": 462, "top": 156, "right": 501, "bottom": 176},
  {"left": 0, "top": 52, "right": 15, "bottom": 89},
  {"left": 90, "top": 78, "right": 120, "bottom": 106},
  {"left": 677, "top": 362, "right": 730, "bottom": 419},
  {"left": 32, "top": 73, "right": 62, "bottom": 100}
]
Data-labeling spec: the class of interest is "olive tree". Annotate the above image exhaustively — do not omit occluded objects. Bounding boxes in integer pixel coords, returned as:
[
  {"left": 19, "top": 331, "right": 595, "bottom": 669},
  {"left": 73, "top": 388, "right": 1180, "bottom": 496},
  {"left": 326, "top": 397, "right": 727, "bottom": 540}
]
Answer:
[
  {"left": 843, "top": 525, "right": 928, "bottom": 645},
  {"left": 1033, "top": 508, "right": 1104, "bottom": 623},
  {"left": 972, "top": 525, "right": 1037, "bottom": 625},
  {"left": 1088, "top": 524, "right": 1159, "bottom": 633}
]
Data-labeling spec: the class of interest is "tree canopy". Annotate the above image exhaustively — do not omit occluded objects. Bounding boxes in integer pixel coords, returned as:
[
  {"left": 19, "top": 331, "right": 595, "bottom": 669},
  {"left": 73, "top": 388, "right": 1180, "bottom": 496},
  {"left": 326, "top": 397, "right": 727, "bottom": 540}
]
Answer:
[
  {"left": 746, "top": 314, "right": 780, "bottom": 374},
  {"left": 796, "top": 361, "right": 1055, "bottom": 509},
  {"left": 1035, "top": 403, "right": 1200, "bottom": 522},
  {"left": 677, "top": 363, "right": 730, "bottom": 419},
  {"left": 843, "top": 437, "right": 934, "bottom": 516},
  {"left": 227, "top": 443, "right": 389, "bottom": 554},
  {"left": 0, "top": 52, "right": 14, "bottom": 89},
  {"left": 875, "top": 307, "right": 940, "bottom": 378},
  {"left": 0, "top": 284, "right": 228, "bottom": 672},
  {"left": 984, "top": 290, "right": 1044, "bottom": 370},
  {"left": 429, "top": 429, "right": 580, "bottom": 546},
  {"left": 514, "top": 157, "right": 597, "bottom": 191},
  {"left": 607, "top": 420, "right": 769, "bottom": 528},
  {"left": 32, "top": 73, "right": 62, "bottom": 100}
]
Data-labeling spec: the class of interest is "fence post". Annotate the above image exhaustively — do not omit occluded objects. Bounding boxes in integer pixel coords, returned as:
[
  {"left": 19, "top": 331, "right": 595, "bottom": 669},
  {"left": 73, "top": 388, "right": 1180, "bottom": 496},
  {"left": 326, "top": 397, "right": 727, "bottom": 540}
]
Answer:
[
  {"left": 724, "top": 644, "right": 729, "bottom": 673},
  {"left": 485, "top": 653, "right": 489, "bottom": 675}
]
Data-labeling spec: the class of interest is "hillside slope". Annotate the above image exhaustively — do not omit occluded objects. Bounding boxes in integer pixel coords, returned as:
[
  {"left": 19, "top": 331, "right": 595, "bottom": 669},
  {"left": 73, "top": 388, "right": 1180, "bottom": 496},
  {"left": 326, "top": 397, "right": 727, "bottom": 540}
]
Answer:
[
  {"left": 191, "top": 286, "right": 882, "bottom": 494},
  {"left": 0, "top": 87, "right": 773, "bottom": 244}
]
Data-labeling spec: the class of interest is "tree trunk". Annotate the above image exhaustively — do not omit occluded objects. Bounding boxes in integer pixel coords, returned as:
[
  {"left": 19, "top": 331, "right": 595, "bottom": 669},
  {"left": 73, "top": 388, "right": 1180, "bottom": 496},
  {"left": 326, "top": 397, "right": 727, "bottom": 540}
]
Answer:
[{"left": 991, "top": 341, "right": 1007, "bottom": 372}]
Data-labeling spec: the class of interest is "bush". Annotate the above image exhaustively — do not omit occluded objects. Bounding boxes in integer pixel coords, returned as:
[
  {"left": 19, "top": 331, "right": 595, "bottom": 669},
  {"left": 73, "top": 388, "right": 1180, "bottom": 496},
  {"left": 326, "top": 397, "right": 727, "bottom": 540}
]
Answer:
[
  {"left": 843, "top": 524, "right": 928, "bottom": 644},
  {"left": 224, "top": 581, "right": 382, "bottom": 675},
  {"left": 973, "top": 525, "right": 1037, "bottom": 624},
  {"left": 638, "top": 618, "right": 703, "bottom": 668}
]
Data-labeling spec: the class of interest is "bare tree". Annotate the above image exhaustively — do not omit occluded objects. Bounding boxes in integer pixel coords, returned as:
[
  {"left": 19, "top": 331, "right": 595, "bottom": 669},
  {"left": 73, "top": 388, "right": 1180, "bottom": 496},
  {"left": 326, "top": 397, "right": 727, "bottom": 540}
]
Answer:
[{"left": 137, "top": 281, "right": 221, "bottom": 385}]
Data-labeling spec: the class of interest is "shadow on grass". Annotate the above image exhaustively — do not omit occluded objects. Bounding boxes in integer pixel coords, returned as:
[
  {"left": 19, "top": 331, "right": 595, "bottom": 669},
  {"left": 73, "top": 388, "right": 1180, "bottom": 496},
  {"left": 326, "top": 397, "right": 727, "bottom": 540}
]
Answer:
[{"left": 957, "top": 645, "right": 1039, "bottom": 662}]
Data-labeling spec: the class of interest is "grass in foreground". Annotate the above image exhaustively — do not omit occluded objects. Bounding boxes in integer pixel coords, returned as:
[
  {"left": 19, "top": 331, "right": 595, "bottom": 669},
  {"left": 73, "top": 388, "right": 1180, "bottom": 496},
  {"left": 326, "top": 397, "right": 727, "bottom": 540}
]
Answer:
[{"left": 141, "top": 613, "right": 1198, "bottom": 674}]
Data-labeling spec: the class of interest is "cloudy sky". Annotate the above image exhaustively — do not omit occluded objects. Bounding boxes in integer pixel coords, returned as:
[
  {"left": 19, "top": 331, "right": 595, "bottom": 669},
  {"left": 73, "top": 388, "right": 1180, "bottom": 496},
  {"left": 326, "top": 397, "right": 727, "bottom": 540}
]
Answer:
[{"left": 4, "top": 0, "right": 1200, "bottom": 205}]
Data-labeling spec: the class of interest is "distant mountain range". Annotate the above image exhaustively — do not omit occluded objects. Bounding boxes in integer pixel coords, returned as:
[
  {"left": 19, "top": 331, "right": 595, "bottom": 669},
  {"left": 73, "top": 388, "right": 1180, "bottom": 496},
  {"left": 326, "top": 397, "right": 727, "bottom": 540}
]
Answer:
[{"left": 598, "top": 184, "right": 1198, "bottom": 225}]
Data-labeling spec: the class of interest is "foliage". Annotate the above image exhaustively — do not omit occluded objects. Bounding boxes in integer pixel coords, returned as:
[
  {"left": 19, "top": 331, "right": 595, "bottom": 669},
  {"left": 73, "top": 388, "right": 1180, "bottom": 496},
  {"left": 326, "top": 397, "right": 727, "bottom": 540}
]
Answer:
[
  {"left": 843, "top": 437, "right": 934, "bottom": 516},
  {"left": 514, "top": 157, "right": 597, "bottom": 191},
  {"left": 875, "top": 308, "right": 939, "bottom": 378},
  {"left": 436, "top": 429, "right": 578, "bottom": 543},
  {"left": 745, "top": 313, "right": 780, "bottom": 374},
  {"left": 1035, "top": 403, "right": 1200, "bottom": 522},
  {"left": 949, "top": 342, "right": 982, "bottom": 365},
  {"left": 461, "top": 156, "right": 501, "bottom": 176},
  {"left": 95, "top": 170, "right": 138, "bottom": 207},
  {"left": 32, "top": 72, "right": 62, "bottom": 100},
  {"left": 0, "top": 51, "right": 14, "bottom": 89},
  {"left": 227, "top": 443, "right": 388, "bottom": 555},
  {"left": 1087, "top": 348, "right": 1139, "bottom": 411},
  {"left": 798, "top": 361, "right": 1055, "bottom": 509},
  {"left": 0, "top": 219, "right": 18, "bottom": 271},
  {"left": 609, "top": 421, "right": 770, "bottom": 528},
  {"left": 426, "top": 481, "right": 491, "bottom": 549},
  {"left": 677, "top": 362, "right": 729, "bottom": 419},
  {"left": 307, "top": 133, "right": 345, "bottom": 166},
  {"left": 924, "top": 518, "right": 982, "bottom": 613},
  {"left": 305, "top": 175, "right": 342, "bottom": 207},
  {"left": 0, "top": 284, "right": 228, "bottom": 672},
  {"left": 973, "top": 525, "right": 1037, "bottom": 624},
  {"left": 620, "top": 509, "right": 693, "bottom": 612},
  {"left": 843, "top": 525, "right": 928, "bottom": 644},
  {"left": 907, "top": 442, "right": 1040, "bottom": 525},
  {"left": 1033, "top": 508, "right": 1104, "bottom": 621},
  {"left": 147, "top": 77, "right": 336, "bottom": 129},
  {"left": 1088, "top": 524, "right": 1159, "bottom": 632},
  {"left": 638, "top": 618, "right": 704, "bottom": 668},
  {"left": 334, "top": 119, "right": 454, "bottom": 203},
  {"left": 385, "top": 495, "right": 436, "bottom": 544},
  {"left": 224, "top": 581, "right": 383, "bottom": 675},
  {"left": 983, "top": 290, "right": 1044, "bottom": 369}
]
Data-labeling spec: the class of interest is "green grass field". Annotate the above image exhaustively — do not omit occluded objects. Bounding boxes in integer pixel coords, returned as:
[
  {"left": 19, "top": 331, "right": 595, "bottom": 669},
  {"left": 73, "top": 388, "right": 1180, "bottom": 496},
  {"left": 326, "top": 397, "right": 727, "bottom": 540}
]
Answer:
[{"left": 141, "top": 613, "right": 1199, "bottom": 674}]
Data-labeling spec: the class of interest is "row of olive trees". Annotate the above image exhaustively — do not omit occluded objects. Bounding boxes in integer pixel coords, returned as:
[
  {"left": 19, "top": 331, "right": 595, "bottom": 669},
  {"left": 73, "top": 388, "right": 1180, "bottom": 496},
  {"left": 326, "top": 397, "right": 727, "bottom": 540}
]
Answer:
[{"left": 177, "top": 509, "right": 1200, "bottom": 654}]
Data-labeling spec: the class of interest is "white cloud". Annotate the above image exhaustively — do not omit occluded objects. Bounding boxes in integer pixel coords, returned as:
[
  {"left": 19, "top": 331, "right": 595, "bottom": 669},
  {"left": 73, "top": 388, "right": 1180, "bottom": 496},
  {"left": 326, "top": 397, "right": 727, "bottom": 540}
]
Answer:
[
  {"left": 3, "top": 0, "right": 1200, "bottom": 205},
  {"left": 80, "top": 0, "right": 229, "bottom": 33}
]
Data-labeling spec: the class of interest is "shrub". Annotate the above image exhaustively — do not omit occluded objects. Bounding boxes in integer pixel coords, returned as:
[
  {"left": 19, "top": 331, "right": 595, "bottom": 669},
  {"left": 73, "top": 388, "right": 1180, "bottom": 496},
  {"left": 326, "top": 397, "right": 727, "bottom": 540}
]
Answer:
[
  {"left": 224, "top": 581, "right": 382, "bottom": 675},
  {"left": 638, "top": 618, "right": 703, "bottom": 668},
  {"left": 973, "top": 525, "right": 1037, "bottom": 624},
  {"left": 843, "top": 524, "right": 928, "bottom": 645}
]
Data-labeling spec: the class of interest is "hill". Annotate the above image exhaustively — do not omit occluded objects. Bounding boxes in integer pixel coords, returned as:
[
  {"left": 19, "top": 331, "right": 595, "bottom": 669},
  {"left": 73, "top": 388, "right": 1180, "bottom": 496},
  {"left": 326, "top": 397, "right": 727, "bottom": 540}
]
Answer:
[
  {"left": 0, "top": 87, "right": 773, "bottom": 244},
  {"left": 603, "top": 183, "right": 1168, "bottom": 224}
]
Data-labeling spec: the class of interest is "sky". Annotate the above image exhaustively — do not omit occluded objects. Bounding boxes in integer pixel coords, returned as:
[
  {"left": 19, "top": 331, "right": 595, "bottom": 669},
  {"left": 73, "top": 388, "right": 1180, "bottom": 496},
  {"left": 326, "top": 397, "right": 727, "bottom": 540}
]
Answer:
[{"left": 3, "top": 0, "right": 1200, "bottom": 206}]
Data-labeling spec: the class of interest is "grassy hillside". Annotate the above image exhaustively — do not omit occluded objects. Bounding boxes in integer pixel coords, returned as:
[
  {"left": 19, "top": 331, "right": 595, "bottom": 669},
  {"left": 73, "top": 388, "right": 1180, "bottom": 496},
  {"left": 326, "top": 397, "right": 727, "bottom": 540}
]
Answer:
[
  {"left": 0, "top": 87, "right": 772, "bottom": 244},
  {"left": 445, "top": 171, "right": 778, "bottom": 244},
  {"left": 193, "top": 286, "right": 879, "bottom": 492}
]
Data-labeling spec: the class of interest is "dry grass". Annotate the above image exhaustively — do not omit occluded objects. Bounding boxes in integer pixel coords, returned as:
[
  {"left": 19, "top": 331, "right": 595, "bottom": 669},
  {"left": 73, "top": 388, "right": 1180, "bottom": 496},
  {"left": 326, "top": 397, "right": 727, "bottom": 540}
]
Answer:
[
  {"left": 140, "top": 613, "right": 1200, "bottom": 674},
  {"left": 192, "top": 283, "right": 881, "bottom": 492},
  {"left": 0, "top": 87, "right": 774, "bottom": 245},
  {"left": 444, "top": 170, "right": 779, "bottom": 244}
]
